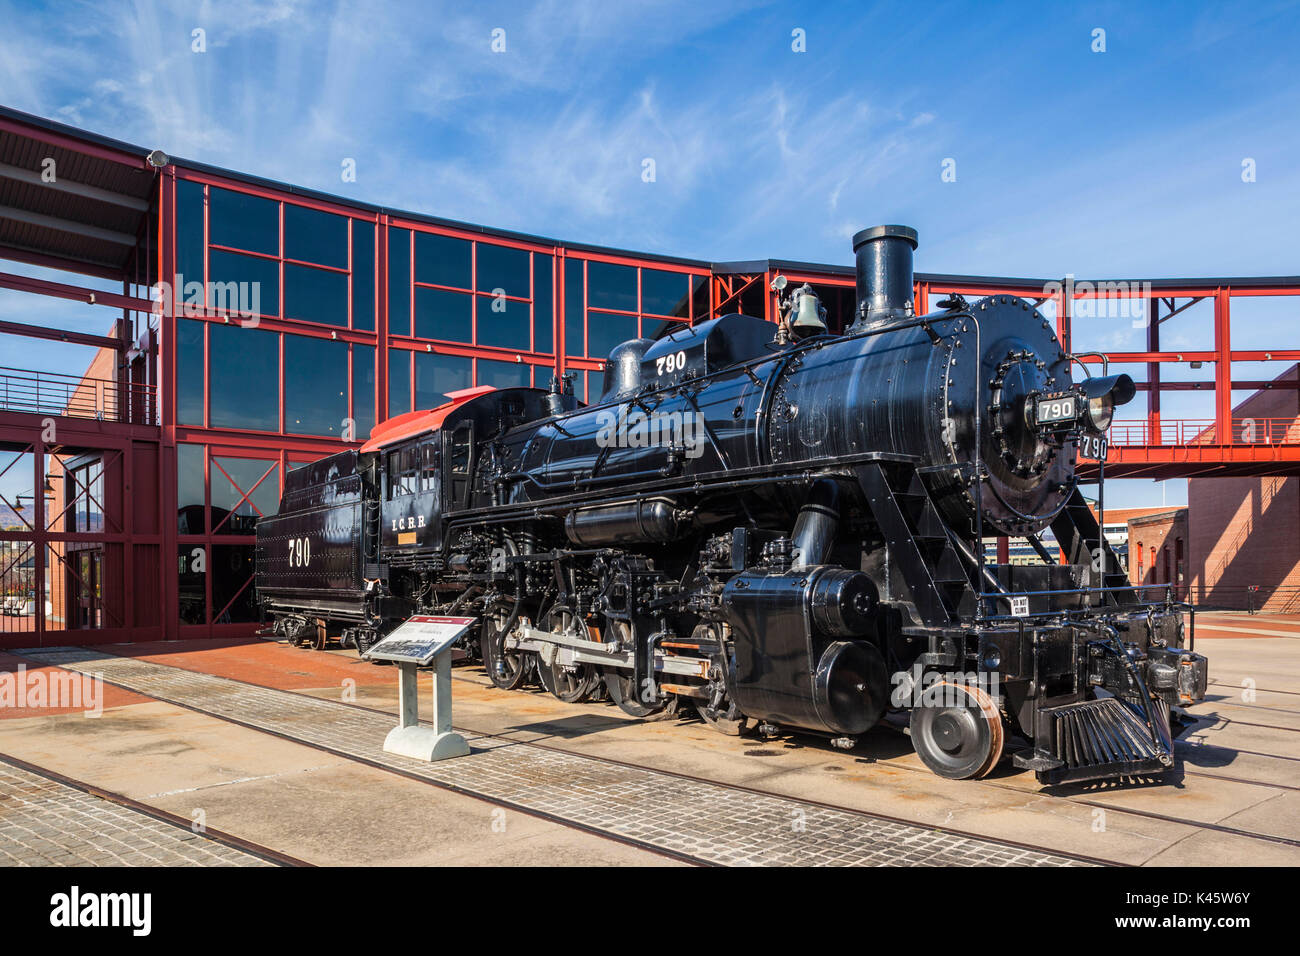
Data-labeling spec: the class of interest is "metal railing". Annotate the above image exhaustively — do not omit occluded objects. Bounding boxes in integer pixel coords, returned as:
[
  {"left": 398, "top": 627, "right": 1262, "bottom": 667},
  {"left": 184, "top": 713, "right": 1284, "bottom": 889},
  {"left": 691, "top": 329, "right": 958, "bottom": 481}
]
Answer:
[
  {"left": 1108, "top": 417, "right": 1300, "bottom": 447},
  {"left": 0, "top": 366, "right": 156, "bottom": 424},
  {"left": 1191, "top": 584, "right": 1300, "bottom": 614}
]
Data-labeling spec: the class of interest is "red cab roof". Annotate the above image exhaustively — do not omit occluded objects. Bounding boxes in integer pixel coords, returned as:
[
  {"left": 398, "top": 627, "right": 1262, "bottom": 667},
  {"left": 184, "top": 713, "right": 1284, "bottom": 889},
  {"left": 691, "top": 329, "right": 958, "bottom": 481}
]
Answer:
[{"left": 359, "top": 385, "right": 495, "bottom": 453}]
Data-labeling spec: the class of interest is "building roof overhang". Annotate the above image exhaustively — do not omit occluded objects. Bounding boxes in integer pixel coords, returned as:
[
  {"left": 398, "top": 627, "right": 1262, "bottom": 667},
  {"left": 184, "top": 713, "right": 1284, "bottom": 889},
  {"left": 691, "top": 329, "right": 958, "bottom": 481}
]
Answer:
[{"left": 0, "top": 106, "right": 158, "bottom": 278}]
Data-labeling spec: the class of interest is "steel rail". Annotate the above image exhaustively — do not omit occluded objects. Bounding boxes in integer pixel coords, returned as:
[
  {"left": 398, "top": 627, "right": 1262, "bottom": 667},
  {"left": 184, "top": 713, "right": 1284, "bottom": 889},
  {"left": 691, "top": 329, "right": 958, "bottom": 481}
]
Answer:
[{"left": 0, "top": 750, "right": 313, "bottom": 867}]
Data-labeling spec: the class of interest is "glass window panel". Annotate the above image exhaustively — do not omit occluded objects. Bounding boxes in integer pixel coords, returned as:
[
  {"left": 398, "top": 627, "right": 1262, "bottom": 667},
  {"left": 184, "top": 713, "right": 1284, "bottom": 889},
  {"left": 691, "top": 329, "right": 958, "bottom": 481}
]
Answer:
[
  {"left": 587, "top": 261, "right": 636, "bottom": 312},
  {"left": 388, "top": 349, "right": 411, "bottom": 417},
  {"left": 478, "top": 359, "right": 532, "bottom": 390},
  {"left": 284, "top": 204, "right": 347, "bottom": 268},
  {"left": 565, "top": 258, "right": 585, "bottom": 356},
  {"left": 415, "top": 287, "right": 472, "bottom": 342},
  {"left": 285, "top": 335, "right": 349, "bottom": 437},
  {"left": 209, "top": 324, "right": 279, "bottom": 432},
  {"left": 84, "top": 462, "right": 103, "bottom": 532},
  {"left": 284, "top": 262, "right": 348, "bottom": 327},
  {"left": 208, "top": 186, "right": 278, "bottom": 255},
  {"left": 641, "top": 268, "right": 690, "bottom": 317},
  {"left": 415, "top": 232, "right": 471, "bottom": 289},
  {"left": 691, "top": 274, "right": 710, "bottom": 321},
  {"left": 208, "top": 249, "right": 278, "bottom": 319},
  {"left": 476, "top": 243, "right": 529, "bottom": 299},
  {"left": 387, "top": 227, "right": 410, "bottom": 336},
  {"left": 738, "top": 280, "right": 764, "bottom": 318},
  {"left": 475, "top": 294, "right": 530, "bottom": 351},
  {"left": 352, "top": 344, "right": 375, "bottom": 439},
  {"left": 415, "top": 352, "right": 471, "bottom": 408},
  {"left": 534, "top": 254, "right": 553, "bottom": 354},
  {"left": 419, "top": 441, "right": 439, "bottom": 493},
  {"left": 177, "top": 318, "right": 204, "bottom": 426},
  {"left": 386, "top": 446, "right": 418, "bottom": 498},
  {"left": 177, "top": 443, "right": 205, "bottom": 534},
  {"left": 644, "top": 317, "right": 689, "bottom": 341},
  {"left": 212, "top": 544, "right": 257, "bottom": 622},
  {"left": 69, "top": 461, "right": 103, "bottom": 534},
  {"left": 352, "top": 221, "right": 375, "bottom": 331},
  {"left": 586, "top": 311, "right": 639, "bottom": 361},
  {"left": 177, "top": 179, "right": 205, "bottom": 285},
  {"left": 212, "top": 456, "right": 278, "bottom": 533},
  {"left": 178, "top": 545, "right": 206, "bottom": 624}
]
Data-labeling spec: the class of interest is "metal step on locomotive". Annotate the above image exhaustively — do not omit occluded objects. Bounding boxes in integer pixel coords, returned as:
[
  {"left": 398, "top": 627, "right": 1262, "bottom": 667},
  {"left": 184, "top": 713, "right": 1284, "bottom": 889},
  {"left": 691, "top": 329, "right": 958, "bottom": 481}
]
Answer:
[{"left": 254, "top": 224, "right": 1208, "bottom": 786}]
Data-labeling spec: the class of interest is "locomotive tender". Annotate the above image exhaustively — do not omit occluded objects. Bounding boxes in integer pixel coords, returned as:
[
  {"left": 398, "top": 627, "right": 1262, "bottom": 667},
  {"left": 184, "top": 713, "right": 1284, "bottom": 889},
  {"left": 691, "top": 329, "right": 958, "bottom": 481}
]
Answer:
[{"left": 255, "top": 225, "right": 1207, "bottom": 785}]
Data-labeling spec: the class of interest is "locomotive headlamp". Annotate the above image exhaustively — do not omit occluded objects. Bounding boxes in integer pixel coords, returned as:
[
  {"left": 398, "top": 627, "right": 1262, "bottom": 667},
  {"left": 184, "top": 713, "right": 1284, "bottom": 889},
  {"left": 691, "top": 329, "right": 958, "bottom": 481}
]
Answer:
[{"left": 1078, "top": 374, "right": 1136, "bottom": 434}]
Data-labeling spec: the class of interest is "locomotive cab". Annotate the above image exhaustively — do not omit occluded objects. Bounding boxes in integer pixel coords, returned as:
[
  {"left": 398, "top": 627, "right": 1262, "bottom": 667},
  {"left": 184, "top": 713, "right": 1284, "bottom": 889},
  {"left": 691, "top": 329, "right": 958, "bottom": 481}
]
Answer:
[{"left": 378, "top": 438, "right": 441, "bottom": 551}]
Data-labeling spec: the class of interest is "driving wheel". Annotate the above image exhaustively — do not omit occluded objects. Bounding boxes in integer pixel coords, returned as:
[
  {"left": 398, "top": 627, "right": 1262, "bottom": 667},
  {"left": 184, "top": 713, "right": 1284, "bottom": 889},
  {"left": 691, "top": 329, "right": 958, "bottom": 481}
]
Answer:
[
  {"left": 481, "top": 601, "right": 528, "bottom": 691},
  {"left": 536, "top": 609, "right": 600, "bottom": 703}
]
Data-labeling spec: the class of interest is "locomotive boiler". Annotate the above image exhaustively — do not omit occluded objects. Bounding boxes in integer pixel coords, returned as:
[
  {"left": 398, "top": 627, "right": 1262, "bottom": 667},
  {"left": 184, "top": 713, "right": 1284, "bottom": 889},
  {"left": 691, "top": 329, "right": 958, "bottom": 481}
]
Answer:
[{"left": 255, "top": 225, "right": 1207, "bottom": 785}]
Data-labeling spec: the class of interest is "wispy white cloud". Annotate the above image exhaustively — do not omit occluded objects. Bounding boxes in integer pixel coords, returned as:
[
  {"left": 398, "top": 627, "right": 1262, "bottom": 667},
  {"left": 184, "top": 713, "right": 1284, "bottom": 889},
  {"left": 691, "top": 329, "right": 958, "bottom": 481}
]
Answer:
[{"left": 2, "top": 0, "right": 1299, "bottom": 279}]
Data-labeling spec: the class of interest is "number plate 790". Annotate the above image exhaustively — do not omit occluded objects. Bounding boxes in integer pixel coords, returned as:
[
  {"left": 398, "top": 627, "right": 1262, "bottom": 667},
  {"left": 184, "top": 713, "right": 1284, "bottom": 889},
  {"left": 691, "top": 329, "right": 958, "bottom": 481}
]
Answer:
[{"left": 1035, "top": 395, "right": 1076, "bottom": 425}]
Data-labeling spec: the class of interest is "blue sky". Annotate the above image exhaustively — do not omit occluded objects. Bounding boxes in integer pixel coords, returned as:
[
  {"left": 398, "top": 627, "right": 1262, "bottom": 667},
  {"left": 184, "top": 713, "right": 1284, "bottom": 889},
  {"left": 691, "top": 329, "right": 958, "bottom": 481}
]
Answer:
[{"left": 2, "top": 0, "right": 1300, "bottom": 508}]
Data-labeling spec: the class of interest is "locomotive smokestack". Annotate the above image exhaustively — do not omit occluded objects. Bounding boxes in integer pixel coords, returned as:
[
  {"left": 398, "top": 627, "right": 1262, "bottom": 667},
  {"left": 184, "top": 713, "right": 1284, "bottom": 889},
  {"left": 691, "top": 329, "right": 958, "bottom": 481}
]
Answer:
[{"left": 852, "top": 224, "right": 918, "bottom": 328}]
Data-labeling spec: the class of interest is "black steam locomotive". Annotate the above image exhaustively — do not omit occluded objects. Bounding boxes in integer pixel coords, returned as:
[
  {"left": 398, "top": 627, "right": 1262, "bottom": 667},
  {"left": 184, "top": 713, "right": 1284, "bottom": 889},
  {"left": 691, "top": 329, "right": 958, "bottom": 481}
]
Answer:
[{"left": 255, "top": 225, "right": 1207, "bottom": 785}]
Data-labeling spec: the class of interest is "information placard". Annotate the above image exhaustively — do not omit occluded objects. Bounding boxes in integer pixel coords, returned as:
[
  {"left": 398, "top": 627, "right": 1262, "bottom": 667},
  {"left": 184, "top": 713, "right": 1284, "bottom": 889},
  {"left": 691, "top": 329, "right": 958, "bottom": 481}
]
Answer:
[{"left": 363, "top": 615, "right": 477, "bottom": 665}]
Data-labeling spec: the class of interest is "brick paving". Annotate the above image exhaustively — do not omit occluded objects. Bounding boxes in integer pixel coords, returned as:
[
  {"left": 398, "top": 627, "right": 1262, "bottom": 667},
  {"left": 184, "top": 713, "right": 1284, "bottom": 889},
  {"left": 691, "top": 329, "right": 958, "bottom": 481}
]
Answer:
[
  {"left": 23, "top": 647, "right": 1093, "bottom": 866},
  {"left": 0, "top": 760, "right": 271, "bottom": 867}
]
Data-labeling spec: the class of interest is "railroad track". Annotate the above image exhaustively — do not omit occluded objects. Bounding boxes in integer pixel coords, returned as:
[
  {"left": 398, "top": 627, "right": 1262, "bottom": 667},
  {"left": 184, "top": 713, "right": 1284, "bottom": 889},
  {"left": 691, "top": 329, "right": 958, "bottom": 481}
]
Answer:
[
  {"left": 21, "top": 646, "right": 1300, "bottom": 863},
  {"left": 18, "top": 648, "right": 1104, "bottom": 868},
  {"left": 437, "top": 667, "right": 1300, "bottom": 852},
  {"left": 448, "top": 668, "right": 1300, "bottom": 797},
  {"left": 0, "top": 751, "right": 308, "bottom": 867},
  {"left": 436, "top": 680, "right": 1300, "bottom": 853}
]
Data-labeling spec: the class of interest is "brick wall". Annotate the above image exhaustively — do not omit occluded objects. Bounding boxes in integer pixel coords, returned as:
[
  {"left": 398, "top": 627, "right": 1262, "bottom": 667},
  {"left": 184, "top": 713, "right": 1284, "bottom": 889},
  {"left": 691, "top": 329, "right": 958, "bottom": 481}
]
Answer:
[
  {"left": 1127, "top": 509, "right": 1188, "bottom": 601},
  {"left": 1187, "top": 367, "right": 1300, "bottom": 611},
  {"left": 1189, "top": 475, "right": 1300, "bottom": 610}
]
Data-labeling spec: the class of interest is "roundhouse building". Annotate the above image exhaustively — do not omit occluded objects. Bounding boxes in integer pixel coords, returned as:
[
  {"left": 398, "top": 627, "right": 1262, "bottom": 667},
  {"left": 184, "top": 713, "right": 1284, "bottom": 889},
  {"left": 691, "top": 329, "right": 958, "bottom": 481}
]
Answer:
[{"left": 3, "top": 106, "right": 1299, "bottom": 646}]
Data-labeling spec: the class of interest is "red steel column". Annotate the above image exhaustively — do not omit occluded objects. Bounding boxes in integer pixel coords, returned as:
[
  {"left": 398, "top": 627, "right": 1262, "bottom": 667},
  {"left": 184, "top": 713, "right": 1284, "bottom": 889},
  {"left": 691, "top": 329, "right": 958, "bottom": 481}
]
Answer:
[
  {"left": 1214, "top": 288, "right": 1232, "bottom": 444},
  {"left": 1147, "top": 296, "right": 1161, "bottom": 443},
  {"left": 377, "top": 215, "right": 389, "bottom": 422},
  {"left": 32, "top": 438, "right": 45, "bottom": 646},
  {"left": 556, "top": 247, "right": 567, "bottom": 378},
  {"left": 1056, "top": 283, "right": 1071, "bottom": 355},
  {"left": 122, "top": 440, "right": 134, "bottom": 639},
  {"left": 159, "top": 166, "right": 179, "bottom": 640}
]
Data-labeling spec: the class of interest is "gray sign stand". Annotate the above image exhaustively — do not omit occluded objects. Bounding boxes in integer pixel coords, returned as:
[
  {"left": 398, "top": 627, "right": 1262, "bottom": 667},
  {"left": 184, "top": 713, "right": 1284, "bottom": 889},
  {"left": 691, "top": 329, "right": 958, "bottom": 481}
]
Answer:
[
  {"left": 385, "top": 652, "right": 468, "bottom": 761},
  {"left": 362, "top": 616, "right": 474, "bottom": 762}
]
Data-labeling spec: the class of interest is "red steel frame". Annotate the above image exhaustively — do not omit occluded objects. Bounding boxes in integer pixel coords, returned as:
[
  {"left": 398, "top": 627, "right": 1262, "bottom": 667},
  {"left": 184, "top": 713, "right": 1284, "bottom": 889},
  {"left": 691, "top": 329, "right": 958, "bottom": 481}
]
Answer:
[
  {"left": 149, "top": 165, "right": 710, "bottom": 641},
  {"left": 3, "top": 111, "right": 1300, "bottom": 645}
]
